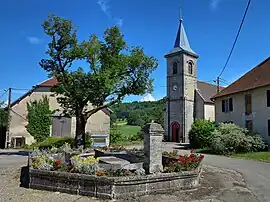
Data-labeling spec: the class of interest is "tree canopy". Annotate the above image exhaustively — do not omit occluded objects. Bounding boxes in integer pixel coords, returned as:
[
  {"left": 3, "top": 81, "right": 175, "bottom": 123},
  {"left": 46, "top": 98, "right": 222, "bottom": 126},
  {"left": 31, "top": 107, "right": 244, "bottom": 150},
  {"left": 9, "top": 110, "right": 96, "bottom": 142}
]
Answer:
[{"left": 40, "top": 15, "right": 158, "bottom": 147}]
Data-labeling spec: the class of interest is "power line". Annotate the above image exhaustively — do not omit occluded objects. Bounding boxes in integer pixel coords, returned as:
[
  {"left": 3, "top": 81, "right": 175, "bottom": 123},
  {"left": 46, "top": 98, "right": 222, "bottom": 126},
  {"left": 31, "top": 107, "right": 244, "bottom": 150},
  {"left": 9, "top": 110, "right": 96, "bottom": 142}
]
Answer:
[
  {"left": 0, "top": 89, "right": 7, "bottom": 100},
  {"left": 218, "top": 0, "right": 252, "bottom": 78}
]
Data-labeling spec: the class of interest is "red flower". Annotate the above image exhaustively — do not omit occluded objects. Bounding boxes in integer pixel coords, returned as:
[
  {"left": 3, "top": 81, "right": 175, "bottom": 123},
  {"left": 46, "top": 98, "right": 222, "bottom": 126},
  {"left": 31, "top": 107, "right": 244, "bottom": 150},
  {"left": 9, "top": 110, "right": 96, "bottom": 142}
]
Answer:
[
  {"left": 200, "top": 154, "right": 204, "bottom": 159},
  {"left": 55, "top": 160, "right": 62, "bottom": 167}
]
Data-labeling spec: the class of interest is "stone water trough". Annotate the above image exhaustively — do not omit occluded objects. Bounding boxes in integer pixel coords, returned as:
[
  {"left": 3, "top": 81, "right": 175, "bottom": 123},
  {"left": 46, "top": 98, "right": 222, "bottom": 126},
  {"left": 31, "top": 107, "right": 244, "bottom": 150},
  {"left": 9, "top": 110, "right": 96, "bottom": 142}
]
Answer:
[{"left": 28, "top": 122, "right": 203, "bottom": 200}]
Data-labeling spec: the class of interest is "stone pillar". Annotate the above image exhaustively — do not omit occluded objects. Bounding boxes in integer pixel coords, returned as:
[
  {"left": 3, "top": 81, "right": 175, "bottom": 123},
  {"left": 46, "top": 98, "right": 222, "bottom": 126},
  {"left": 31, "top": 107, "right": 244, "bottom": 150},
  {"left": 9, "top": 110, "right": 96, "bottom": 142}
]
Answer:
[{"left": 143, "top": 122, "right": 164, "bottom": 174}]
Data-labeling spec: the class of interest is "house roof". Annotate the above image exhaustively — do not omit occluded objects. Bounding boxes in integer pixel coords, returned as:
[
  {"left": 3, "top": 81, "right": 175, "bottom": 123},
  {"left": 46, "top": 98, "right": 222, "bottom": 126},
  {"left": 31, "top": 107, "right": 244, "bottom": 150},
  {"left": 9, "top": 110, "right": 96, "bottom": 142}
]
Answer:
[
  {"left": 213, "top": 57, "right": 270, "bottom": 99},
  {"left": 37, "top": 77, "right": 58, "bottom": 87},
  {"left": 197, "top": 81, "right": 223, "bottom": 104},
  {"left": 10, "top": 78, "right": 113, "bottom": 114}
]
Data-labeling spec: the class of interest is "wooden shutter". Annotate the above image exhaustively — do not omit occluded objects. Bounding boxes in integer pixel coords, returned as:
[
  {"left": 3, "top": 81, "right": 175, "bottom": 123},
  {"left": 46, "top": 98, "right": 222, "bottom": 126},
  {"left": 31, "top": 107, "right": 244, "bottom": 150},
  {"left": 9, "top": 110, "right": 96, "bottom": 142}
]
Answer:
[
  {"left": 229, "top": 98, "right": 233, "bottom": 112},
  {"left": 222, "top": 100, "right": 225, "bottom": 112},
  {"left": 268, "top": 120, "right": 270, "bottom": 136},
  {"left": 267, "top": 90, "right": 270, "bottom": 107}
]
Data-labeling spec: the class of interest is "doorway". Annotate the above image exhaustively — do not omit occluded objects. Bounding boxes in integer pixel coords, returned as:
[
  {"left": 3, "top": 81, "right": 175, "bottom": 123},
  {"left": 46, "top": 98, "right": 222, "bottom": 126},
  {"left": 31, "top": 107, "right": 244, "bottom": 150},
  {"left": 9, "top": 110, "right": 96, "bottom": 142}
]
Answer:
[{"left": 172, "top": 122, "right": 180, "bottom": 142}]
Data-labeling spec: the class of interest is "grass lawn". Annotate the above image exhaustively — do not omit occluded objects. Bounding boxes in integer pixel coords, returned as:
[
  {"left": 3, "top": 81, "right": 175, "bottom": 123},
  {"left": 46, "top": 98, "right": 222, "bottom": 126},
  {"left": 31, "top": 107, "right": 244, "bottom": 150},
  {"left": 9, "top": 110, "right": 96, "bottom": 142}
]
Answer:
[
  {"left": 116, "top": 124, "right": 141, "bottom": 138},
  {"left": 231, "top": 152, "right": 270, "bottom": 163}
]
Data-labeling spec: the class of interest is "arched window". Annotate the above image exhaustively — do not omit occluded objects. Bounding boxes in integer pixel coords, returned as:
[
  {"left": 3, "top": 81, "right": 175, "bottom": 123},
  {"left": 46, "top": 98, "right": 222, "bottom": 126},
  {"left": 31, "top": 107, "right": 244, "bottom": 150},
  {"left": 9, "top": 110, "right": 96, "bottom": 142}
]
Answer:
[
  {"left": 188, "top": 61, "right": 193, "bottom": 75},
  {"left": 172, "top": 62, "right": 178, "bottom": 74}
]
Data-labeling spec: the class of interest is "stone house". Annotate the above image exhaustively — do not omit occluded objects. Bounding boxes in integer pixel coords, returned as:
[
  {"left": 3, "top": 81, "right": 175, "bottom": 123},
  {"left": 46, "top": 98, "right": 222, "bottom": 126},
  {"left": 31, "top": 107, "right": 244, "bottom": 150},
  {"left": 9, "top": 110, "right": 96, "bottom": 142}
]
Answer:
[
  {"left": 7, "top": 78, "right": 111, "bottom": 148},
  {"left": 164, "top": 18, "right": 222, "bottom": 143},
  {"left": 212, "top": 57, "right": 270, "bottom": 145}
]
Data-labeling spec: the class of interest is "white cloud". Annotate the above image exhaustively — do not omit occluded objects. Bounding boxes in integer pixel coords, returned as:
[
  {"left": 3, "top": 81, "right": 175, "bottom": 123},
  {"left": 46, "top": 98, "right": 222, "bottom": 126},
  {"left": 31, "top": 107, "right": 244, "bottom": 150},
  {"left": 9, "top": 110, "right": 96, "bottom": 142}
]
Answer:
[
  {"left": 97, "top": 0, "right": 111, "bottom": 17},
  {"left": 140, "top": 94, "right": 155, "bottom": 102},
  {"left": 210, "top": 0, "right": 223, "bottom": 10},
  {"left": 97, "top": 0, "right": 124, "bottom": 27},
  {"left": 116, "top": 18, "right": 124, "bottom": 28},
  {"left": 26, "top": 36, "right": 43, "bottom": 45}
]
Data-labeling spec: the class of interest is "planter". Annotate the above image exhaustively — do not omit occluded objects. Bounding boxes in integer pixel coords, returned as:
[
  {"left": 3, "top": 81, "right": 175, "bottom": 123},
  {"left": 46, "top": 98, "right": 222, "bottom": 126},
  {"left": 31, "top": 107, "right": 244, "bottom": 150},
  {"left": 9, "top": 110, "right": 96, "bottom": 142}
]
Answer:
[
  {"left": 29, "top": 166, "right": 202, "bottom": 200},
  {"left": 94, "top": 149, "right": 127, "bottom": 158}
]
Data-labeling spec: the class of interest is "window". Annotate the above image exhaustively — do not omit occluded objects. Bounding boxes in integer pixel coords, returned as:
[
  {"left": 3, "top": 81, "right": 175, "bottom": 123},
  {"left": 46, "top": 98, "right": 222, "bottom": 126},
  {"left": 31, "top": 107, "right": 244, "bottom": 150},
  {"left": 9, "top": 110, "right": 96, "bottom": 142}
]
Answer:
[
  {"left": 268, "top": 120, "right": 270, "bottom": 136},
  {"left": 245, "top": 94, "right": 252, "bottom": 115},
  {"left": 267, "top": 90, "right": 270, "bottom": 107},
  {"left": 222, "top": 98, "right": 233, "bottom": 112},
  {"left": 172, "top": 62, "right": 178, "bottom": 74},
  {"left": 245, "top": 120, "right": 253, "bottom": 132},
  {"left": 188, "top": 61, "right": 193, "bottom": 75}
]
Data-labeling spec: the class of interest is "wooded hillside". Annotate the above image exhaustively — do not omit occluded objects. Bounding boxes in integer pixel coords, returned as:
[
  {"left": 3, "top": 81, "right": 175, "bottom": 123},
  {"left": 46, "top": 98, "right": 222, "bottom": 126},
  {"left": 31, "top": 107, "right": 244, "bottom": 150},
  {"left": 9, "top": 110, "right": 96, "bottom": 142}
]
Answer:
[{"left": 110, "top": 98, "right": 166, "bottom": 127}]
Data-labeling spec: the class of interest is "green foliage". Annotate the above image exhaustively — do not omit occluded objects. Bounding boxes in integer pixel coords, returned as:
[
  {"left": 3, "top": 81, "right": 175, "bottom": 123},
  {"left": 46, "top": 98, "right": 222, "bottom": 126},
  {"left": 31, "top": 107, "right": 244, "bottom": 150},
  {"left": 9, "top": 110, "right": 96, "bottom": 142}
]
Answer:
[
  {"left": 209, "top": 123, "right": 265, "bottom": 155},
  {"left": 85, "top": 132, "right": 93, "bottom": 148},
  {"left": 25, "top": 136, "right": 74, "bottom": 150},
  {"left": 26, "top": 96, "right": 53, "bottom": 142},
  {"left": 110, "top": 113, "right": 117, "bottom": 124},
  {"left": 189, "top": 120, "right": 216, "bottom": 149},
  {"left": 0, "top": 109, "right": 7, "bottom": 127},
  {"left": 40, "top": 14, "right": 158, "bottom": 147},
  {"left": 110, "top": 131, "right": 125, "bottom": 144},
  {"left": 111, "top": 98, "right": 165, "bottom": 127},
  {"left": 127, "top": 111, "right": 145, "bottom": 127},
  {"left": 129, "top": 131, "right": 143, "bottom": 142}
]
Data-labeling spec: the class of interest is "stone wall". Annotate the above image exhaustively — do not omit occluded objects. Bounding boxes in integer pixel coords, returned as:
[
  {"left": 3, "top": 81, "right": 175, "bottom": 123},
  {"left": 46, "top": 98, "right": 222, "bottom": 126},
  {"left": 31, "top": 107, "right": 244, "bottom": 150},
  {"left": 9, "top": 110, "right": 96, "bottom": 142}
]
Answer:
[{"left": 29, "top": 167, "right": 202, "bottom": 200}]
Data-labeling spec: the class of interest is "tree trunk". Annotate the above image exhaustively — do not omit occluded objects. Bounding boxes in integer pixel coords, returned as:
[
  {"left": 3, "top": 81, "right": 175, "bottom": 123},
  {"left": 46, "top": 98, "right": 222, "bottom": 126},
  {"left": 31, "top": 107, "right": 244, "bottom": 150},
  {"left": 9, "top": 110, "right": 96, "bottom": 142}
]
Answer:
[{"left": 75, "top": 113, "right": 86, "bottom": 148}]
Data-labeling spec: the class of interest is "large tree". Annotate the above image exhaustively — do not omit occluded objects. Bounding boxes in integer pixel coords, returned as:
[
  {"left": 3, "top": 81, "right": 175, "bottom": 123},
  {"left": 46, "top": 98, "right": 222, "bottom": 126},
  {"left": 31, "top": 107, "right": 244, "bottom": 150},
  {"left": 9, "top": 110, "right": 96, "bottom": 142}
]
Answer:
[{"left": 40, "top": 15, "right": 158, "bottom": 147}]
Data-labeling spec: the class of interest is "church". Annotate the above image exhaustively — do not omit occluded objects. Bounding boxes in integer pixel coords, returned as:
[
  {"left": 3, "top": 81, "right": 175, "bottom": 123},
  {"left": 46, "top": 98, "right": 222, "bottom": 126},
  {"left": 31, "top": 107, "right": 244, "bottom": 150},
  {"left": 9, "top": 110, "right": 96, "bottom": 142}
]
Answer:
[{"left": 164, "top": 18, "right": 220, "bottom": 143}]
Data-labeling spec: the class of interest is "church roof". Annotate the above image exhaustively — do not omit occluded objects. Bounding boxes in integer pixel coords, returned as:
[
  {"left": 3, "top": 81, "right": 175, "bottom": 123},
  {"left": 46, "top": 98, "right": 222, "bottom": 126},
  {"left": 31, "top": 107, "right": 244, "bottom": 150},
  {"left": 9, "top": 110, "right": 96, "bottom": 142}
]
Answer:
[
  {"left": 197, "top": 81, "right": 224, "bottom": 104},
  {"left": 166, "top": 19, "right": 197, "bottom": 57}
]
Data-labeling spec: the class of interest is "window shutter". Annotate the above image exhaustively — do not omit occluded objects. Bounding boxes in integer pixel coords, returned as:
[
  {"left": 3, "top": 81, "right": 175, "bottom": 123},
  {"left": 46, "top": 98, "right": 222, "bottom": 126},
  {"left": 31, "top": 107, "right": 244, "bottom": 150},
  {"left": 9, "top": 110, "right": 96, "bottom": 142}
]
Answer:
[
  {"left": 268, "top": 120, "right": 270, "bottom": 136},
  {"left": 222, "top": 100, "right": 225, "bottom": 112},
  {"left": 229, "top": 98, "right": 233, "bottom": 111},
  {"left": 267, "top": 90, "right": 270, "bottom": 107}
]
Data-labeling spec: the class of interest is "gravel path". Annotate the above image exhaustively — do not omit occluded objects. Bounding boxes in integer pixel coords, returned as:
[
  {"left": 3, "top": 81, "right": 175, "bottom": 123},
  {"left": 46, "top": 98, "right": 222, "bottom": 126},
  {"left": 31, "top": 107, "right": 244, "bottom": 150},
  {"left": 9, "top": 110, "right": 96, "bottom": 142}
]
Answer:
[{"left": 0, "top": 165, "right": 259, "bottom": 202}]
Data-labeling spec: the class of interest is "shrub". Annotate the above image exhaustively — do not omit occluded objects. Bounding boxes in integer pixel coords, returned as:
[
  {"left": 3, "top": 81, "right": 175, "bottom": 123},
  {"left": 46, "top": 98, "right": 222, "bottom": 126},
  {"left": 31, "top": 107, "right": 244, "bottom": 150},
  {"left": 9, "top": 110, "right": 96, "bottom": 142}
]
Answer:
[
  {"left": 85, "top": 132, "right": 93, "bottom": 148},
  {"left": 26, "top": 96, "right": 53, "bottom": 142},
  {"left": 129, "top": 131, "right": 143, "bottom": 142},
  {"left": 26, "top": 136, "right": 74, "bottom": 150},
  {"left": 209, "top": 123, "right": 265, "bottom": 155},
  {"left": 110, "top": 131, "right": 125, "bottom": 144},
  {"left": 188, "top": 120, "right": 216, "bottom": 149}
]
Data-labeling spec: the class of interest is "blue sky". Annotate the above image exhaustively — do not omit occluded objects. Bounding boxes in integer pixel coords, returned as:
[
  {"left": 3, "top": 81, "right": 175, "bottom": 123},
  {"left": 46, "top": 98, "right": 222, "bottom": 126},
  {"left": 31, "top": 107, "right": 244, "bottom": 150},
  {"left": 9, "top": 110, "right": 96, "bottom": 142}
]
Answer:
[{"left": 0, "top": 0, "right": 269, "bottom": 103}]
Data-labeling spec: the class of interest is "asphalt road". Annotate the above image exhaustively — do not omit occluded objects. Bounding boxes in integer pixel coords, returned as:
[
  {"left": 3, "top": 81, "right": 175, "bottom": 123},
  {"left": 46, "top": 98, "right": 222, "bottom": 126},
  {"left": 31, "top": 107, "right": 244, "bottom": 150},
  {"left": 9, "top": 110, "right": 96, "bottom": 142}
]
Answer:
[{"left": 1, "top": 147, "right": 270, "bottom": 201}]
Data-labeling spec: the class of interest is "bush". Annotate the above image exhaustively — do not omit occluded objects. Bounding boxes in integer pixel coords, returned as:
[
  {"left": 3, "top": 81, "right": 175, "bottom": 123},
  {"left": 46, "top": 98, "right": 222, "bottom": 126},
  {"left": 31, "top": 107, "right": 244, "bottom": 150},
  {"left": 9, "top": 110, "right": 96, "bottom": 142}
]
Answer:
[
  {"left": 110, "top": 131, "right": 125, "bottom": 144},
  {"left": 129, "top": 131, "right": 143, "bottom": 142},
  {"left": 209, "top": 123, "right": 265, "bottom": 155},
  {"left": 25, "top": 136, "right": 74, "bottom": 150},
  {"left": 85, "top": 132, "right": 93, "bottom": 148},
  {"left": 188, "top": 120, "right": 216, "bottom": 149}
]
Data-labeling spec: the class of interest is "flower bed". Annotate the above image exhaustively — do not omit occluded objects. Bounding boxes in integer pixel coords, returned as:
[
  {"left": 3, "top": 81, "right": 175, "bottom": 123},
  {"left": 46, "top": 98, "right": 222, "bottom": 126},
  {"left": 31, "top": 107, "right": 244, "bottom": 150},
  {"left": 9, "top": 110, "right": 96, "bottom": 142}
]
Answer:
[{"left": 162, "top": 151, "right": 204, "bottom": 171}]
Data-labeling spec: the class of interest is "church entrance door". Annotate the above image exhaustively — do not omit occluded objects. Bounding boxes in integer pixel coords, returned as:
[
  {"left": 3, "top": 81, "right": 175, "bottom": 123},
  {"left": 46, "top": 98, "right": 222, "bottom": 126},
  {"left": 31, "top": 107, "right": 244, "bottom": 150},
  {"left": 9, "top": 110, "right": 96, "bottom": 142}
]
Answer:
[{"left": 172, "top": 122, "right": 180, "bottom": 142}]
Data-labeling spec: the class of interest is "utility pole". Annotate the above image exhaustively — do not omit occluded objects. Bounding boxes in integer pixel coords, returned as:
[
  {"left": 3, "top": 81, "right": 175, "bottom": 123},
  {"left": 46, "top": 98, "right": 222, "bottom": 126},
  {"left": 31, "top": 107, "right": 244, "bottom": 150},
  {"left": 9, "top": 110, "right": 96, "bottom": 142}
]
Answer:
[
  {"left": 216, "top": 77, "right": 220, "bottom": 94},
  {"left": 5, "top": 88, "right": 11, "bottom": 149}
]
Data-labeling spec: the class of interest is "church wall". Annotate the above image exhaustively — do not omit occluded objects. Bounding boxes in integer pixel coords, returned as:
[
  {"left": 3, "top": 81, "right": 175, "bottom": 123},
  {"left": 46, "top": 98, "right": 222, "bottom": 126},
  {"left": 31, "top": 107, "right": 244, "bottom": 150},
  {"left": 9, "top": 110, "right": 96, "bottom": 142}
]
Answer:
[
  {"left": 195, "top": 91, "right": 204, "bottom": 120},
  {"left": 204, "top": 104, "right": 215, "bottom": 121}
]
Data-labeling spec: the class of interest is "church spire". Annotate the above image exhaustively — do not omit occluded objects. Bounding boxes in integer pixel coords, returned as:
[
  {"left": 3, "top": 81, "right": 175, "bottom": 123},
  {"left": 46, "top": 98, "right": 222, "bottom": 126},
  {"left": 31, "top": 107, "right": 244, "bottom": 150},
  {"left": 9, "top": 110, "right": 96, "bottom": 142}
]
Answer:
[
  {"left": 166, "top": 0, "right": 197, "bottom": 57},
  {"left": 173, "top": 18, "right": 196, "bottom": 55}
]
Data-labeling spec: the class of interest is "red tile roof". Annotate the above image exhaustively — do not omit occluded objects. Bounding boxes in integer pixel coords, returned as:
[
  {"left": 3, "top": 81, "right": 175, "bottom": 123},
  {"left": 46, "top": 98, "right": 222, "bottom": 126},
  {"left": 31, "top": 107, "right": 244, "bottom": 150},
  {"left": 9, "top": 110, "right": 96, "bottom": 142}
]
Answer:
[
  {"left": 38, "top": 78, "right": 58, "bottom": 87},
  {"left": 213, "top": 57, "right": 270, "bottom": 99}
]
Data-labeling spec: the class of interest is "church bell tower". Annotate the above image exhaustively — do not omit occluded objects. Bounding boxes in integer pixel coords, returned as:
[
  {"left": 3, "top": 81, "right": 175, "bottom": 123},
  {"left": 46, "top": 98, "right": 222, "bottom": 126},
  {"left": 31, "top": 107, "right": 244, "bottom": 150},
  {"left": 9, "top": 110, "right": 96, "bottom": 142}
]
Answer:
[{"left": 164, "top": 17, "right": 199, "bottom": 143}]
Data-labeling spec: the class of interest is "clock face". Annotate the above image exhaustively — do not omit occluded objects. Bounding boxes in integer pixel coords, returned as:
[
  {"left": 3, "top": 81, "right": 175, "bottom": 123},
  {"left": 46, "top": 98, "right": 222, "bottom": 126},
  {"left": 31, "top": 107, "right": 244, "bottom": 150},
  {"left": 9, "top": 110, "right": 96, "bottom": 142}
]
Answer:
[{"left": 173, "top": 85, "right": 178, "bottom": 91}]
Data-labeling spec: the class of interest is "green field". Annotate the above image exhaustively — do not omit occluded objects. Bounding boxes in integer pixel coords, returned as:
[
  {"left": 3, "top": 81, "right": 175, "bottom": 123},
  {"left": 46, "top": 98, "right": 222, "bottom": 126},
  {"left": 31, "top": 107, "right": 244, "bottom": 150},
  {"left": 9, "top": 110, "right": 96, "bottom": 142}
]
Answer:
[
  {"left": 231, "top": 152, "right": 270, "bottom": 163},
  {"left": 114, "top": 124, "right": 141, "bottom": 138}
]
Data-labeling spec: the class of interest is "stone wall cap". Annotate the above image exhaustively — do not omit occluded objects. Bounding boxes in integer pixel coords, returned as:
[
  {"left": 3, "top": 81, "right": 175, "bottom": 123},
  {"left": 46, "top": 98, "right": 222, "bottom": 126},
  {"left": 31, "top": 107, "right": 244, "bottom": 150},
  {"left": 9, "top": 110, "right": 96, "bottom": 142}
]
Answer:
[{"left": 143, "top": 122, "right": 164, "bottom": 133}]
